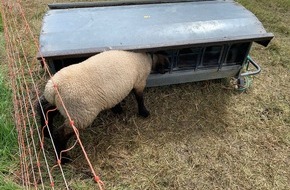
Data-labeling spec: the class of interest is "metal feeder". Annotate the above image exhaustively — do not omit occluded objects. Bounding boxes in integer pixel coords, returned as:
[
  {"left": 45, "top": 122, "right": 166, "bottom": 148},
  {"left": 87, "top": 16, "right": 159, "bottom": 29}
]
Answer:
[{"left": 38, "top": 0, "right": 273, "bottom": 88}]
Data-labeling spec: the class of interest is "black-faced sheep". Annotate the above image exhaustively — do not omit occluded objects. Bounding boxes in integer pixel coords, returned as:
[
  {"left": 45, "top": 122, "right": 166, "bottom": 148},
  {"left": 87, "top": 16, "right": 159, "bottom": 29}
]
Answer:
[{"left": 38, "top": 50, "right": 168, "bottom": 163}]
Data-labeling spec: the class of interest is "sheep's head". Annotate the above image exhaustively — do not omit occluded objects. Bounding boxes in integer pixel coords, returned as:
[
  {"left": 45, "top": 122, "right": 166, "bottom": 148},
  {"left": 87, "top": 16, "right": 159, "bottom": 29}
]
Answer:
[{"left": 152, "top": 54, "right": 170, "bottom": 74}]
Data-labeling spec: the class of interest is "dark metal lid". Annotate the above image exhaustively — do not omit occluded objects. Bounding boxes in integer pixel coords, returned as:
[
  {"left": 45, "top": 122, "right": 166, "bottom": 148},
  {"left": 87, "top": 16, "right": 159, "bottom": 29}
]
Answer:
[{"left": 38, "top": 0, "right": 273, "bottom": 59}]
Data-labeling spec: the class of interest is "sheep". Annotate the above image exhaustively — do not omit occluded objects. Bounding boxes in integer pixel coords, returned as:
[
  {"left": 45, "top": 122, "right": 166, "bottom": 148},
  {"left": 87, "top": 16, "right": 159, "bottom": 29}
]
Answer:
[{"left": 38, "top": 50, "right": 168, "bottom": 163}]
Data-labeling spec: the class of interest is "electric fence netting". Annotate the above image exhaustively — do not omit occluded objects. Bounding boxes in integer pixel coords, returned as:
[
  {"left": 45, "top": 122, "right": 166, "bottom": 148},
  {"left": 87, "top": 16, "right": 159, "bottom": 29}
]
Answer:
[{"left": 0, "top": 1, "right": 104, "bottom": 189}]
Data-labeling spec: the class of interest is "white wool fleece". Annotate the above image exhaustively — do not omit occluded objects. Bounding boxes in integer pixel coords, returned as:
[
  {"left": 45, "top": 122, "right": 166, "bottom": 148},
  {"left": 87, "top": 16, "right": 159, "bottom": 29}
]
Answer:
[{"left": 44, "top": 50, "right": 153, "bottom": 129}]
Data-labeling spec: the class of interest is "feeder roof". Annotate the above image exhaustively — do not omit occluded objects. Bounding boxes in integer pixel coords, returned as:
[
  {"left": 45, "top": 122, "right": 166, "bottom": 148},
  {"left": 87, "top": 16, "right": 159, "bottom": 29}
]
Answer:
[{"left": 38, "top": 0, "right": 273, "bottom": 59}]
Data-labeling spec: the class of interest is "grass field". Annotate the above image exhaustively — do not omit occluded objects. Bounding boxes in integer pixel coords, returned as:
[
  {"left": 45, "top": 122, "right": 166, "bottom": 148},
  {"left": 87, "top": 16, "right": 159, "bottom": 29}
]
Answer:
[
  {"left": 1, "top": 0, "right": 290, "bottom": 189},
  {"left": 0, "top": 69, "right": 20, "bottom": 189},
  {"left": 0, "top": 17, "right": 20, "bottom": 189}
]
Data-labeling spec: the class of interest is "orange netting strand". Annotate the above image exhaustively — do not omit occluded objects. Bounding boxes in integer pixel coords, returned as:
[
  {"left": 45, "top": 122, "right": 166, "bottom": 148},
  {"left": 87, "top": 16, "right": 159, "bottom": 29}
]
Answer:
[
  {"left": 69, "top": 122, "right": 105, "bottom": 189},
  {"left": 2, "top": 6, "right": 32, "bottom": 187},
  {"left": 2, "top": 1, "right": 58, "bottom": 189},
  {"left": 19, "top": 85, "right": 38, "bottom": 189},
  {"left": 3, "top": 4, "right": 56, "bottom": 189},
  {"left": 1, "top": 0, "right": 105, "bottom": 189},
  {"left": 17, "top": 1, "right": 106, "bottom": 189},
  {"left": 15, "top": 4, "right": 70, "bottom": 188},
  {"left": 4, "top": 34, "right": 27, "bottom": 189},
  {"left": 18, "top": 24, "right": 57, "bottom": 188}
]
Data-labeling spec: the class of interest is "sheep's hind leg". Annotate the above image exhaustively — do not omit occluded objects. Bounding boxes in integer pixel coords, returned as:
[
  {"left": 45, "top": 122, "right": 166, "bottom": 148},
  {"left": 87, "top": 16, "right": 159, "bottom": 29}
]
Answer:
[
  {"left": 38, "top": 95, "right": 58, "bottom": 138},
  {"left": 52, "top": 124, "right": 74, "bottom": 164},
  {"left": 133, "top": 89, "right": 150, "bottom": 118}
]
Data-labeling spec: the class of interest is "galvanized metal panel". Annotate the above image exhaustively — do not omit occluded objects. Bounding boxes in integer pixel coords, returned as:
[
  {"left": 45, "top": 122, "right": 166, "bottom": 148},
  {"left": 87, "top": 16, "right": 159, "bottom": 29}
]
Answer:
[
  {"left": 146, "top": 65, "right": 241, "bottom": 87},
  {"left": 39, "top": 0, "right": 273, "bottom": 58}
]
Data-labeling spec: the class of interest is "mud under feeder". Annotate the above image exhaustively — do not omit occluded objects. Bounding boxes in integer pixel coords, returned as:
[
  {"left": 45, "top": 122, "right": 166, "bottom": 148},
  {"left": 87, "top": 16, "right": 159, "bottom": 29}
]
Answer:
[{"left": 38, "top": 0, "right": 273, "bottom": 90}]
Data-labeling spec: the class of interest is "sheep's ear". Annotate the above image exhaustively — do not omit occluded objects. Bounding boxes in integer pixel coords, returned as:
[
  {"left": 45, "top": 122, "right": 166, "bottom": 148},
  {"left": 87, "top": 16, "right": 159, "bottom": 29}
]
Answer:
[{"left": 156, "top": 54, "right": 169, "bottom": 74}]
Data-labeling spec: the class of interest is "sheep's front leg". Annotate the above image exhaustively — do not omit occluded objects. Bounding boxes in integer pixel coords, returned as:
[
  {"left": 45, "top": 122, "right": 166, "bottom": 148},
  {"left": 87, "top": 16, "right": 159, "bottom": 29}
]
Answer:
[{"left": 133, "top": 89, "right": 150, "bottom": 118}]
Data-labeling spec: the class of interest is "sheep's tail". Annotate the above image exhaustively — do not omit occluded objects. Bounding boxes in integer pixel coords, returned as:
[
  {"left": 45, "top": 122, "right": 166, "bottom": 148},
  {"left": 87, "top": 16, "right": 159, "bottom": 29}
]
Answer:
[{"left": 44, "top": 79, "right": 56, "bottom": 105}]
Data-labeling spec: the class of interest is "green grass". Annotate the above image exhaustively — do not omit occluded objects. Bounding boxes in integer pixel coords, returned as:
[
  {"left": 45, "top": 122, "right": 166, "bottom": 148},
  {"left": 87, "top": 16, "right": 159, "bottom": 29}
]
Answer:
[
  {"left": 0, "top": 70, "right": 20, "bottom": 189},
  {"left": 236, "top": 0, "right": 290, "bottom": 69},
  {"left": 0, "top": 13, "right": 21, "bottom": 190}
]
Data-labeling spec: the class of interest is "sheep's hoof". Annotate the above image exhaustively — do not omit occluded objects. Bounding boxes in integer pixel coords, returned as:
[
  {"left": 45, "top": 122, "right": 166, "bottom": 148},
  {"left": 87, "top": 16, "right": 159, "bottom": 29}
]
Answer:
[{"left": 139, "top": 109, "right": 150, "bottom": 118}]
